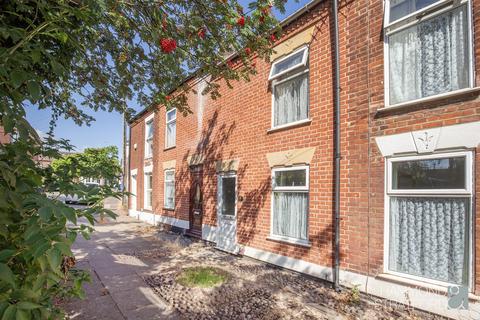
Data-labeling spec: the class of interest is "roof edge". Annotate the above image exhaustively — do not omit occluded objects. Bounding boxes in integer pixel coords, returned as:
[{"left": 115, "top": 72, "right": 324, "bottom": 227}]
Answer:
[{"left": 128, "top": 0, "right": 323, "bottom": 125}]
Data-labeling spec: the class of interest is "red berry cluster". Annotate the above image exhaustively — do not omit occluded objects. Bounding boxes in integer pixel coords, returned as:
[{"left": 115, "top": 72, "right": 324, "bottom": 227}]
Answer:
[
  {"left": 198, "top": 28, "right": 206, "bottom": 39},
  {"left": 237, "top": 16, "right": 245, "bottom": 27},
  {"left": 160, "top": 38, "right": 177, "bottom": 53}
]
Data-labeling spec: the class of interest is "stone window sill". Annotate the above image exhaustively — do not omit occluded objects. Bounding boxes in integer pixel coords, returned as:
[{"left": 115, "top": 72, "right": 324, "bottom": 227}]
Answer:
[{"left": 267, "top": 235, "right": 311, "bottom": 247}]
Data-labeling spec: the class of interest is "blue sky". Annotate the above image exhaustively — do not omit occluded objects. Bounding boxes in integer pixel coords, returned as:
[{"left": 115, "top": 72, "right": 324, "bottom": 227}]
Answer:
[{"left": 26, "top": 0, "right": 310, "bottom": 158}]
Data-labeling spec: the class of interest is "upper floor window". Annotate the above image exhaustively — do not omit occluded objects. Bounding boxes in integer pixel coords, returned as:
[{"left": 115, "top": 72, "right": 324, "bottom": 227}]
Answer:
[
  {"left": 145, "top": 119, "right": 154, "bottom": 158},
  {"left": 269, "top": 46, "right": 309, "bottom": 128},
  {"left": 165, "top": 109, "right": 176, "bottom": 149},
  {"left": 385, "top": 0, "right": 472, "bottom": 106}
]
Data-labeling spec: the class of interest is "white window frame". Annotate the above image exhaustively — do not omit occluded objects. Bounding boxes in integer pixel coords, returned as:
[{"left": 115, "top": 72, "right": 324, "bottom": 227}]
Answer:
[
  {"left": 269, "top": 165, "right": 310, "bottom": 246},
  {"left": 144, "top": 114, "right": 154, "bottom": 158},
  {"left": 383, "top": 150, "right": 474, "bottom": 288},
  {"left": 164, "top": 169, "right": 175, "bottom": 209},
  {"left": 268, "top": 46, "right": 309, "bottom": 81},
  {"left": 165, "top": 109, "right": 176, "bottom": 149},
  {"left": 383, "top": 0, "right": 475, "bottom": 107},
  {"left": 143, "top": 165, "right": 153, "bottom": 210},
  {"left": 217, "top": 172, "right": 237, "bottom": 217}
]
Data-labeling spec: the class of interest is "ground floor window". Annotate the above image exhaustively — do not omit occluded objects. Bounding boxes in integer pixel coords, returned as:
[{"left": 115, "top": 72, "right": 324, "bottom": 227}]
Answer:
[
  {"left": 144, "top": 172, "right": 153, "bottom": 210},
  {"left": 271, "top": 166, "right": 309, "bottom": 242},
  {"left": 164, "top": 169, "right": 175, "bottom": 209},
  {"left": 387, "top": 152, "right": 472, "bottom": 285},
  {"left": 218, "top": 173, "right": 236, "bottom": 216}
]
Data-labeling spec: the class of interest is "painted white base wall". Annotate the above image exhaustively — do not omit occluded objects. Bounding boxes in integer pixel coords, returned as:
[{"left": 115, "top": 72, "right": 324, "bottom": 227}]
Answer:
[
  {"left": 243, "top": 246, "right": 480, "bottom": 319},
  {"left": 202, "top": 224, "right": 217, "bottom": 242},
  {"left": 128, "top": 209, "right": 189, "bottom": 229}
]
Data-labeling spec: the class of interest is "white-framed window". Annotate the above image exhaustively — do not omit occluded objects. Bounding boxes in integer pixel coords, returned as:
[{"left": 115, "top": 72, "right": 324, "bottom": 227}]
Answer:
[
  {"left": 165, "top": 109, "right": 176, "bottom": 149},
  {"left": 384, "top": 0, "right": 473, "bottom": 106},
  {"left": 164, "top": 169, "right": 175, "bottom": 209},
  {"left": 269, "top": 46, "right": 309, "bottom": 129},
  {"left": 385, "top": 151, "right": 473, "bottom": 287},
  {"left": 218, "top": 172, "right": 237, "bottom": 216},
  {"left": 145, "top": 118, "right": 154, "bottom": 158},
  {"left": 270, "top": 165, "right": 309, "bottom": 244},
  {"left": 144, "top": 171, "right": 153, "bottom": 210}
]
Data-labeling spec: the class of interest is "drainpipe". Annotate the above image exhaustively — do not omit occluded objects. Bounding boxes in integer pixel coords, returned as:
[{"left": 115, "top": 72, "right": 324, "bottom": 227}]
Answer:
[{"left": 332, "top": 0, "right": 342, "bottom": 291}]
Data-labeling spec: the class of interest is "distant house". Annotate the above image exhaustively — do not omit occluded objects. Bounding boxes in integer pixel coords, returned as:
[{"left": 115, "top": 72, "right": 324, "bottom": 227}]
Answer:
[{"left": 127, "top": 0, "right": 480, "bottom": 318}]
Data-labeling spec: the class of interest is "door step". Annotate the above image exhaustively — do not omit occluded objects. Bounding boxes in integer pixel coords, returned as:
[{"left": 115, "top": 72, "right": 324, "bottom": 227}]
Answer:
[{"left": 185, "top": 230, "right": 202, "bottom": 238}]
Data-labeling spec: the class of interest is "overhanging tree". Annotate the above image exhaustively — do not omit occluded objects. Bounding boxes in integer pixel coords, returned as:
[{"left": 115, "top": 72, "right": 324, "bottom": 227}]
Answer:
[{"left": 0, "top": 0, "right": 287, "bottom": 318}]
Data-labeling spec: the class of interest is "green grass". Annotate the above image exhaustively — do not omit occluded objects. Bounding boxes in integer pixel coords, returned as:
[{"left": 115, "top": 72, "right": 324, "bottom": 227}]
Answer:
[{"left": 176, "top": 266, "right": 228, "bottom": 288}]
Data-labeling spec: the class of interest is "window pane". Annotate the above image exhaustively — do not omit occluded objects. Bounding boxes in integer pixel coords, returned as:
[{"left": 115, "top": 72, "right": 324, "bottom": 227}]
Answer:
[
  {"left": 165, "top": 170, "right": 174, "bottom": 181},
  {"left": 167, "top": 109, "right": 176, "bottom": 122},
  {"left": 392, "top": 156, "right": 466, "bottom": 189},
  {"left": 146, "top": 140, "right": 153, "bottom": 157},
  {"left": 274, "top": 72, "right": 309, "bottom": 126},
  {"left": 272, "top": 50, "right": 305, "bottom": 76},
  {"left": 146, "top": 121, "right": 154, "bottom": 139},
  {"left": 389, "top": 6, "right": 469, "bottom": 105},
  {"left": 389, "top": 0, "right": 440, "bottom": 22},
  {"left": 148, "top": 174, "right": 153, "bottom": 189},
  {"left": 166, "top": 121, "right": 176, "bottom": 147},
  {"left": 165, "top": 181, "right": 175, "bottom": 208},
  {"left": 272, "top": 192, "right": 308, "bottom": 240},
  {"left": 221, "top": 177, "right": 236, "bottom": 216},
  {"left": 275, "top": 169, "right": 306, "bottom": 187},
  {"left": 147, "top": 190, "right": 152, "bottom": 207},
  {"left": 389, "top": 196, "right": 468, "bottom": 284}
]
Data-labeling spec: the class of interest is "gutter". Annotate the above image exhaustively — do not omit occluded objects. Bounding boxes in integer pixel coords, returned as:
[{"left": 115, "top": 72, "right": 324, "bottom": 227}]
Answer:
[
  {"left": 332, "top": 0, "right": 342, "bottom": 291},
  {"left": 128, "top": 0, "right": 324, "bottom": 124}
]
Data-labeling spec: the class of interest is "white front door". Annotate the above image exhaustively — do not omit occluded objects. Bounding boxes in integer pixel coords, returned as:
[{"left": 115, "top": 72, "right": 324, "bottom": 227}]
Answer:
[
  {"left": 130, "top": 173, "right": 137, "bottom": 212},
  {"left": 216, "top": 173, "right": 238, "bottom": 253}
]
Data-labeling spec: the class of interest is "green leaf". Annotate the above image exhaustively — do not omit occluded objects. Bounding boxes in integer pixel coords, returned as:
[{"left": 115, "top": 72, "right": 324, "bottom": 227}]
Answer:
[
  {"left": 10, "top": 70, "right": 26, "bottom": 89},
  {"left": 50, "top": 60, "right": 64, "bottom": 76},
  {"left": 15, "top": 309, "right": 30, "bottom": 320},
  {"left": 46, "top": 248, "right": 61, "bottom": 270},
  {"left": 26, "top": 82, "right": 41, "bottom": 103},
  {"left": 54, "top": 242, "right": 72, "bottom": 256},
  {"left": 38, "top": 207, "right": 53, "bottom": 221},
  {"left": 15, "top": 302, "right": 40, "bottom": 310},
  {"left": 0, "top": 250, "right": 15, "bottom": 263},
  {"left": 1, "top": 305, "right": 16, "bottom": 320},
  {"left": 0, "top": 264, "right": 16, "bottom": 288},
  {"left": 32, "top": 242, "right": 50, "bottom": 259},
  {"left": 37, "top": 256, "right": 47, "bottom": 272},
  {"left": 61, "top": 207, "right": 76, "bottom": 224}
]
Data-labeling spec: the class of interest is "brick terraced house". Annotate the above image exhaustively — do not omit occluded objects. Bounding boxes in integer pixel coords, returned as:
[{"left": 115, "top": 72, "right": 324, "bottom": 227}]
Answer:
[{"left": 128, "top": 0, "right": 480, "bottom": 317}]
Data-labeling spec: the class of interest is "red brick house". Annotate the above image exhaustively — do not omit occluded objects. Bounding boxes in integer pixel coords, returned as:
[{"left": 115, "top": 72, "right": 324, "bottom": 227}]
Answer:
[{"left": 128, "top": 0, "right": 480, "bottom": 317}]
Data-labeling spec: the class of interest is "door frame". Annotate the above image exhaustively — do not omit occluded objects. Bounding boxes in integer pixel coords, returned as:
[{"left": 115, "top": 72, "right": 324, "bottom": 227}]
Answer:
[
  {"left": 188, "top": 165, "right": 203, "bottom": 235},
  {"left": 216, "top": 171, "right": 238, "bottom": 252}
]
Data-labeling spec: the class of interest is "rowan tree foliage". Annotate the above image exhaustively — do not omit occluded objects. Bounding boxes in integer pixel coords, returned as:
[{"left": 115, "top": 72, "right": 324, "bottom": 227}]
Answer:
[{"left": 0, "top": 0, "right": 286, "bottom": 318}]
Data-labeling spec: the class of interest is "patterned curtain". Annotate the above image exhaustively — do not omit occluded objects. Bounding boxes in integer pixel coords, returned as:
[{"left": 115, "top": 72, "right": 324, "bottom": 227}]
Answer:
[
  {"left": 273, "top": 72, "right": 308, "bottom": 126},
  {"left": 389, "top": 5, "right": 469, "bottom": 104},
  {"left": 165, "top": 171, "right": 175, "bottom": 208},
  {"left": 389, "top": 197, "right": 468, "bottom": 284},
  {"left": 166, "top": 121, "right": 176, "bottom": 147},
  {"left": 272, "top": 192, "right": 308, "bottom": 240}
]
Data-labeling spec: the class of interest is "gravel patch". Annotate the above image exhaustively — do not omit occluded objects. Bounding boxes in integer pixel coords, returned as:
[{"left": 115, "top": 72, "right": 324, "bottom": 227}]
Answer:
[{"left": 127, "top": 228, "right": 444, "bottom": 320}]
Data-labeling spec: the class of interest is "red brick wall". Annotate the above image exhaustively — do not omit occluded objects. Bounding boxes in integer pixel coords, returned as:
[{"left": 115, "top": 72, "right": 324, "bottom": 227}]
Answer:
[
  {"left": 338, "top": 0, "right": 480, "bottom": 293},
  {"left": 0, "top": 126, "right": 10, "bottom": 144},
  {"left": 129, "top": 0, "right": 480, "bottom": 292}
]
